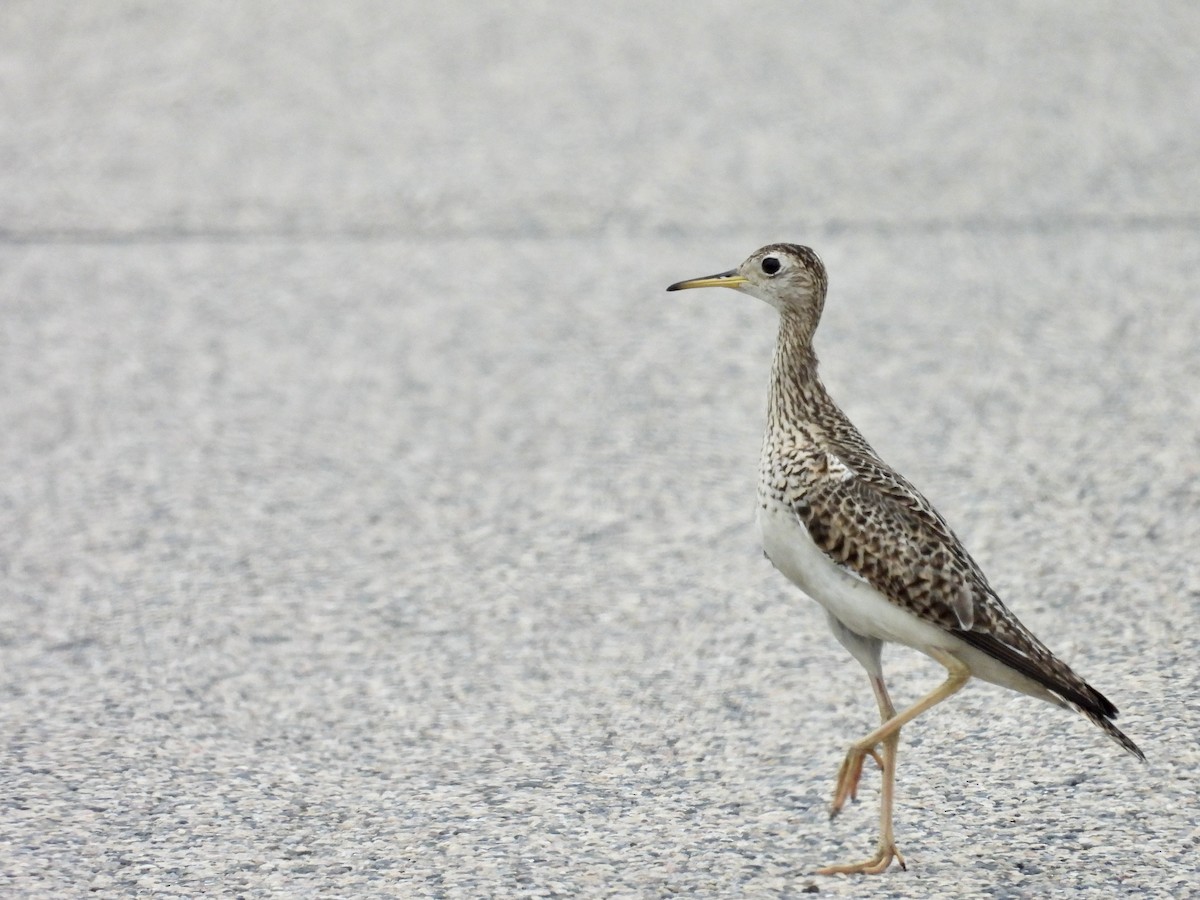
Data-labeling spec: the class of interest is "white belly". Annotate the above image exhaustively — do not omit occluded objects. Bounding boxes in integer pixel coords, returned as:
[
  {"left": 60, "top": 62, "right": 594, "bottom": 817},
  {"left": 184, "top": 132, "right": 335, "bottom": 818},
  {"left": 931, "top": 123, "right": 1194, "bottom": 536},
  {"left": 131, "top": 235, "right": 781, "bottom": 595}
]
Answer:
[
  {"left": 757, "top": 502, "right": 954, "bottom": 653},
  {"left": 756, "top": 502, "right": 1061, "bottom": 703}
]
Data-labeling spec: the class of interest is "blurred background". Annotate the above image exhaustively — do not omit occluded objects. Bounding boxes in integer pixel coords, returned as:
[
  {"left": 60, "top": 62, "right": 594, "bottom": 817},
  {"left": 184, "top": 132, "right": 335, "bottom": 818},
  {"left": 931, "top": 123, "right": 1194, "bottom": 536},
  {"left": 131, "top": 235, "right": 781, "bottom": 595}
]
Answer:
[{"left": 3, "top": 3, "right": 1199, "bottom": 897}]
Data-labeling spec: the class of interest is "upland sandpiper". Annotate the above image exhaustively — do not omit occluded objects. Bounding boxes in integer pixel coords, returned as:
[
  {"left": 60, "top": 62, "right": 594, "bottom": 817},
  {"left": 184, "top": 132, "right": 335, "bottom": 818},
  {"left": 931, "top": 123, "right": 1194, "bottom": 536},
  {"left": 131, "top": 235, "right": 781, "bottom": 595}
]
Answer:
[{"left": 667, "top": 243, "right": 1143, "bottom": 875}]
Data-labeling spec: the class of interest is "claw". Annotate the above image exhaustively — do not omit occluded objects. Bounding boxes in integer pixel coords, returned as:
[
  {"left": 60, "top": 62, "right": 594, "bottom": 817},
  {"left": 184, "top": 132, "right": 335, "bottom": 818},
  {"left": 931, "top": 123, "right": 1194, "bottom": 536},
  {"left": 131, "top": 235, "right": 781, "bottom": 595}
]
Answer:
[
  {"left": 828, "top": 744, "right": 885, "bottom": 818},
  {"left": 817, "top": 841, "right": 905, "bottom": 876}
]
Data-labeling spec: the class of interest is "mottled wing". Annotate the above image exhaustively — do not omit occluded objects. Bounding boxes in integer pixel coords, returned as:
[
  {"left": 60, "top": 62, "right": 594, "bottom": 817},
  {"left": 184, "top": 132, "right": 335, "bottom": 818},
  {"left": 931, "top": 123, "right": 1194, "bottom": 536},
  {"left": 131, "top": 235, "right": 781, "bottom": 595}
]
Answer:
[
  {"left": 795, "top": 447, "right": 1138, "bottom": 753},
  {"left": 794, "top": 453, "right": 982, "bottom": 632}
]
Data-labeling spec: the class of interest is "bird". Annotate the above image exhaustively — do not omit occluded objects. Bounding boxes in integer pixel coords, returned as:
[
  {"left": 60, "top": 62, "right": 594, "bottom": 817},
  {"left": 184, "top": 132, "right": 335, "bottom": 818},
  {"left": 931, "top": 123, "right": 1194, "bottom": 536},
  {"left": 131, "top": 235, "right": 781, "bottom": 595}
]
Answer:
[{"left": 666, "top": 243, "right": 1143, "bottom": 875}]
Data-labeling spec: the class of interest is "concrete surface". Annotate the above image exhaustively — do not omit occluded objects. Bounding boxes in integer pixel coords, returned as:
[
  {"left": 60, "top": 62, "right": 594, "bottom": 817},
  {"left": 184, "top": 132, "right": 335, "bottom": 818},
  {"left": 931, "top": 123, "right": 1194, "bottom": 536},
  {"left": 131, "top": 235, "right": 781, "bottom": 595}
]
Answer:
[{"left": 3, "top": 2, "right": 1199, "bottom": 898}]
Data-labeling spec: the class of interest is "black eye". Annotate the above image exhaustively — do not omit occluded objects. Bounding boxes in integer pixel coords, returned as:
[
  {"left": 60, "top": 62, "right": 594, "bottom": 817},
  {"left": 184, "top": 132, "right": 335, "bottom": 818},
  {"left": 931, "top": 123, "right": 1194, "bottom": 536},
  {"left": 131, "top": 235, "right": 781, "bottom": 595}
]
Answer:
[{"left": 761, "top": 256, "right": 781, "bottom": 275}]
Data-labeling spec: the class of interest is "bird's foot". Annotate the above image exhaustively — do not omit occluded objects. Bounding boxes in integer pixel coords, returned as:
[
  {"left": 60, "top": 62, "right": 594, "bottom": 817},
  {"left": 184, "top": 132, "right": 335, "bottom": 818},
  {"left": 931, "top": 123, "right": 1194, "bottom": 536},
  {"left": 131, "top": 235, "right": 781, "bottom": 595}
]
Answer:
[
  {"left": 817, "top": 841, "right": 906, "bottom": 876},
  {"left": 829, "top": 745, "right": 885, "bottom": 818}
]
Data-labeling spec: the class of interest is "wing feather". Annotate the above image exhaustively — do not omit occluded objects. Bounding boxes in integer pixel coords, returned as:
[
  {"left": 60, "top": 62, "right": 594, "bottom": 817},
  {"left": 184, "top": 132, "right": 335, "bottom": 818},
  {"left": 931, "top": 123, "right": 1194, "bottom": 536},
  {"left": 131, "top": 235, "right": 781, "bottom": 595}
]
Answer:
[{"left": 793, "top": 440, "right": 1124, "bottom": 727}]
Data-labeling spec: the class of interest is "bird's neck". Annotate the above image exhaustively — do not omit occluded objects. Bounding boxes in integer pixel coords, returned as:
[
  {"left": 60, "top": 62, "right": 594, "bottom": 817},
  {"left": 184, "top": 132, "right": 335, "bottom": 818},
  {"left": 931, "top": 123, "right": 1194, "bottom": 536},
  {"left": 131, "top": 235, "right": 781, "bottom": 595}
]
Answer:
[{"left": 767, "top": 310, "right": 830, "bottom": 429}]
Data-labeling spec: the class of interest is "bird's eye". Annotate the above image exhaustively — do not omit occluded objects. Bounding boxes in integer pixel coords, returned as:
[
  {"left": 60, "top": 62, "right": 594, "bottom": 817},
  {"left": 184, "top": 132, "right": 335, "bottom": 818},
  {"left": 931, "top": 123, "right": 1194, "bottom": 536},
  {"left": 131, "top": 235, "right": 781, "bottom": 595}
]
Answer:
[{"left": 761, "top": 256, "right": 781, "bottom": 275}]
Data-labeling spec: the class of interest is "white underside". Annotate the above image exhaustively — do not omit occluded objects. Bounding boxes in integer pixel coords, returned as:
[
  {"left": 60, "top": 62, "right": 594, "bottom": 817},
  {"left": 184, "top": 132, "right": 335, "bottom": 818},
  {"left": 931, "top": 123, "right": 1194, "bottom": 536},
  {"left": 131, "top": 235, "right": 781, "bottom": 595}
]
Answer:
[{"left": 757, "top": 503, "right": 1062, "bottom": 706}]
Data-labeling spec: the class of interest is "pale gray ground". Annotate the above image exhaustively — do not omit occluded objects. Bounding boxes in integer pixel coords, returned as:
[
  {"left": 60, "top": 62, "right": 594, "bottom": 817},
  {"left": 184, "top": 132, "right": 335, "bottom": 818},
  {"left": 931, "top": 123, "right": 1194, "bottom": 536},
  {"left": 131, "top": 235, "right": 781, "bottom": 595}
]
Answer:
[{"left": 2, "top": 3, "right": 1199, "bottom": 898}]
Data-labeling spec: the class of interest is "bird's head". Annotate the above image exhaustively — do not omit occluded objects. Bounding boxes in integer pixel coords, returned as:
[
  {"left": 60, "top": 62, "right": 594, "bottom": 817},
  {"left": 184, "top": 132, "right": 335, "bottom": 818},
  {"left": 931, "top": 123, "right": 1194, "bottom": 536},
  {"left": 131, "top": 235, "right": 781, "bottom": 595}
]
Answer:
[{"left": 666, "top": 243, "right": 828, "bottom": 330}]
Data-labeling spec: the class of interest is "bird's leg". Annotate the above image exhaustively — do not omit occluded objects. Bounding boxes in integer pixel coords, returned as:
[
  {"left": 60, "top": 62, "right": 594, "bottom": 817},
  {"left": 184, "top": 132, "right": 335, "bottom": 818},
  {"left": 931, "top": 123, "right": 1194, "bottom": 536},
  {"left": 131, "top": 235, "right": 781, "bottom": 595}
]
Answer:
[
  {"left": 862, "top": 676, "right": 905, "bottom": 872},
  {"left": 819, "top": 649, "right": 971, "bottom": 876},
  {"left": 827, "top": 678, "right": 890, "bottom": 814}
]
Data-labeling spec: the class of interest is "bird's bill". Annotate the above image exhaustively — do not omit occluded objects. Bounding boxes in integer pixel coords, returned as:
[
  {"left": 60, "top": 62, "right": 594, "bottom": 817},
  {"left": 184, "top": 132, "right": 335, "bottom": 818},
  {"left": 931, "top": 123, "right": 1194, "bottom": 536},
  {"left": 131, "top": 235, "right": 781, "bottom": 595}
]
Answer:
[{"left": 665, "top": 269, "right": 747, "bottom": 291}]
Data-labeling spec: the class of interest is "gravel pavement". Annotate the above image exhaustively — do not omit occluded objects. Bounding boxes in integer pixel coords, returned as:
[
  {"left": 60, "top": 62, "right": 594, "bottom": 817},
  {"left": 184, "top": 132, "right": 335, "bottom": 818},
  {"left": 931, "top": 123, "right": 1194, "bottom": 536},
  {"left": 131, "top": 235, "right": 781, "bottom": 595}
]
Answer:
[{"left": 3, "top": 3, "right": 1200, "bottom": 898}]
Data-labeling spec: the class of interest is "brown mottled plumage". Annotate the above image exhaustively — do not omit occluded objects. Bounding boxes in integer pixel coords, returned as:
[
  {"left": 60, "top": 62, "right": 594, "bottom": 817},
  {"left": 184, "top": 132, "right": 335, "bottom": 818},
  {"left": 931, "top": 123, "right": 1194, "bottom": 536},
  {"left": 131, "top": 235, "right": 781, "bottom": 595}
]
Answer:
[{"left": 667, "top": 243, "right": 1142, "bottom": 876}]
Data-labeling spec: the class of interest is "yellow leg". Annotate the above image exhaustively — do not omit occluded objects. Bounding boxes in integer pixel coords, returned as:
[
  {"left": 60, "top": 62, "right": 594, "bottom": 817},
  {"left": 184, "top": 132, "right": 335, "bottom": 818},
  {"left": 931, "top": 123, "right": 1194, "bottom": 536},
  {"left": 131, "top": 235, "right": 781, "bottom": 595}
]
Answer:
[
  {"left": 827, "top": 675, "right": 898, "bottom": 819},
  {"left": 818, "top": 649, "right": 971, "bottom": 876}
]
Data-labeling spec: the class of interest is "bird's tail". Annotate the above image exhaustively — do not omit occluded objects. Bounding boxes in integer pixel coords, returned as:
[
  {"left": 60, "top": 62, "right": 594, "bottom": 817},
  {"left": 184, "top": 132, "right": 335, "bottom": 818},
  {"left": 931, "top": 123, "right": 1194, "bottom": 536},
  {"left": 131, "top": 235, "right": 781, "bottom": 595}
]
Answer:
[
  {"left": 1079, "top": 706, "right": 1145, "bottom": 761},
  {"left": 957, "top": 624, "right": 1145, "bottom": 761}
]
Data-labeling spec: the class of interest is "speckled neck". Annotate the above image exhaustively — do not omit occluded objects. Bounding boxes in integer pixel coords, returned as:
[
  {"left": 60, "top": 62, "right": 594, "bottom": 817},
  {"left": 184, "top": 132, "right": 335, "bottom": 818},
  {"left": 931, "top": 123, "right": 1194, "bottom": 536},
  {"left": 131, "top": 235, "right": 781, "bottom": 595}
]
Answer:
[{"left": 766, "top": 310, "right": 830, "bottom": 431}]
